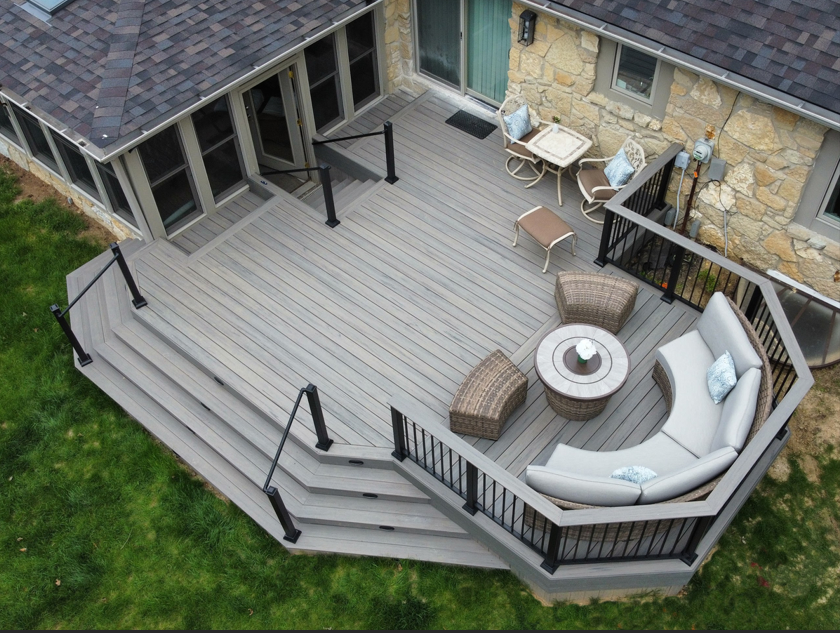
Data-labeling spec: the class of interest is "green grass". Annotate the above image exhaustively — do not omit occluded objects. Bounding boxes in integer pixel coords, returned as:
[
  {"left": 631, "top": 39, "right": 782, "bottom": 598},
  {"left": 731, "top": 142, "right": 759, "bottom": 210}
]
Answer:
[{"left": 2, "top": 162, "right": 840, "bottom": 629}]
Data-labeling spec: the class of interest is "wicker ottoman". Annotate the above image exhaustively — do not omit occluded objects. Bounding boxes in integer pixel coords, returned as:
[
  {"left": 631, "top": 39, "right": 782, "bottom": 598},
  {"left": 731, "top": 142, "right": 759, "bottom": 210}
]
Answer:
[
  {"left": 449, "top": 350, "right": 528, "bottom": 440},
  {"left": 555, "top": 271, "right": 639, "bottom": 334}
]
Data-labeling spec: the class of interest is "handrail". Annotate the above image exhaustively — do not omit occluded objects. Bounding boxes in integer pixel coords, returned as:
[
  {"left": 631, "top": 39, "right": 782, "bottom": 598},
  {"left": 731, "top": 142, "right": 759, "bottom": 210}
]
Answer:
[
  {"left": 263, "top": 384, "right": 333, "bottom": 544},
  {"left": 313, "top": 121, "right": 399, "bottom": 185},
  {"left": 260, "top": 164, "right": 340, "bottom": 228},
  {"left": 51, "top": 242, "right": 147, "bottom": 366}
]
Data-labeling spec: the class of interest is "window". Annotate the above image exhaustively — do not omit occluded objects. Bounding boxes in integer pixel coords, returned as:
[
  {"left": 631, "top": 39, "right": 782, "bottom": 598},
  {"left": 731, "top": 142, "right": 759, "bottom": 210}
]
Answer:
[
  {"left": 612, "top": 45, "right": 660, "bottom": 103},
  {"left": 138, "top": 126, "right": 202, "bottom": 233},
  {"left": 12, "top": 104, "right": 59, "bottom": 172},
  {"left": 191, "top": 96, "right": 246, "bottom": 201},
  {"left": 796, "top": 130, "right": 840, "bottom": 237},
  {"left": 0, "top": 102, "right": 20, "bottom": 146},
  {"left": 822, "top": 165, "right": 840, "bottom": 224},
  {"left": 346, "top": 12, "right": 380, "bottom": 110},
  {"left": 305, "top": 33, "right": 344, "bottom": 131},
  {"left": 96, "top": 161, "right": 137, "bottom": 227},
  {"left": 51, "top": 132, "right": 100, "bottom": 200}
]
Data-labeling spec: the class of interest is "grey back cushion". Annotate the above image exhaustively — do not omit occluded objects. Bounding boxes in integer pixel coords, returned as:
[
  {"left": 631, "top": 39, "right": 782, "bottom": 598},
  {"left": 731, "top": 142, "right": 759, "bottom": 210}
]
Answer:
[
  {"left": 638, "top": 447, "right": 738, "bottom": 504},
  {"left": 711, "top": 367, "right": 762, "bottom": 452},
  {"left": 696, "top": 293, "right": 761, "bottom": 378},
  {"left": 526, "top": 466, "right": 641, "bottom": 506}
]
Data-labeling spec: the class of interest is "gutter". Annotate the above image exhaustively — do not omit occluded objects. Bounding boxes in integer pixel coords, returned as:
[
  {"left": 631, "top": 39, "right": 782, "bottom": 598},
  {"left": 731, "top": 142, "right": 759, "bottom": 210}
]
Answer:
[
  {"left": 521, "top": 0, "right": 840, "bottom": 132},
  {"left": 0, "top": 0, "right": 383, "bottom": 164}
]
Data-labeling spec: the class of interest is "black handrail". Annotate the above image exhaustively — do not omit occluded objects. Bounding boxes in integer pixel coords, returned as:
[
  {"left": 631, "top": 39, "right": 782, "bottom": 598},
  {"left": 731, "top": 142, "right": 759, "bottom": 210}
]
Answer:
[
  {"left": 313, "top": 121, "right": 399, "bottom": 185},
  {"left": 263, "top": 384, "right": 333, "bottom": 543},
  {"left": 260, "top": 164, "right": 340, "bottom": 228},
  {"left": 51, "top": 242, "right": 147, "bottom": 366}
]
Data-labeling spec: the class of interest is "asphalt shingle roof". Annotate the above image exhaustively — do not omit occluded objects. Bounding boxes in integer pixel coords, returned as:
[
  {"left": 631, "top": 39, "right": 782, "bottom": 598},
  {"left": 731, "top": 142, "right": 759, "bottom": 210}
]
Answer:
[
  {"left": 548, "top": 0, "right": 840, "bottom": 121},
  {"left": 0, "top": 0, "right": 367, "bottom": 152}
]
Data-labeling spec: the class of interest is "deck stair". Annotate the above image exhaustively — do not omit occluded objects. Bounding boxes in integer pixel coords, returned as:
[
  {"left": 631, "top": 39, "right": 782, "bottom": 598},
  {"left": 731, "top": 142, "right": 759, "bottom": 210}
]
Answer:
[
  {"left": 66, "top": 240, "right": 506, "bottom": 569},
  {"left": 300, "top": 167, "right": 378, "bottom": 218}
]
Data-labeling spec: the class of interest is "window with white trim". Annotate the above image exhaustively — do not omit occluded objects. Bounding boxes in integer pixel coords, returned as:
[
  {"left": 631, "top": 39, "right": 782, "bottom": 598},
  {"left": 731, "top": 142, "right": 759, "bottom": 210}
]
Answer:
[
  {"left": 12, "top": 104, "right": 59, "bottom": 172},
  {"left": 0, "top": 102, "right": 21, "bottom": 146},
  {"left": 51, "top": 131, "right": 100, "bottom": 201},
  {"left": 822, "top": 163, "right": 840, "bottom": 225},
  {"left": 96, "top": 161, "right": 137, "bottom": 228},
  {"left": 612, "top": 44, "right": 660, "bottom": 104}
]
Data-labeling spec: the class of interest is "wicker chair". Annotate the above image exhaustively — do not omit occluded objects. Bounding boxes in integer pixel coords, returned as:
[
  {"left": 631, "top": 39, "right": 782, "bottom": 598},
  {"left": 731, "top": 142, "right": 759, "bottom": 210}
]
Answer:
[
  {"left": 498, "top": 95, "right": 546, "bottom": 184},
  {"left": 555, "top": 271, "right": 639, "bottom": 334},
  {"left": 576, "top": 137, "right": 647, "bottom": 224},
  {"left": 450, "top": 350, "right": 528, "bottom": 440}
]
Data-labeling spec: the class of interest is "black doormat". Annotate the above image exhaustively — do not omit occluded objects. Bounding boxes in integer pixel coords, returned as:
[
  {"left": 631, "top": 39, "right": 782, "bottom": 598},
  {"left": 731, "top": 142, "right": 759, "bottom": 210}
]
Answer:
[{"left": 445, "top": 110, "right": 497, "bottom": 140}]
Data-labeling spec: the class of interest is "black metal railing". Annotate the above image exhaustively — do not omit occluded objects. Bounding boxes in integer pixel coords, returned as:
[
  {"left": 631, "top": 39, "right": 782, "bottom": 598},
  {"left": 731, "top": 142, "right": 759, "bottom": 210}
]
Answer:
[
  {"left": 313, "top": 121, "right": 399, "bottom": 185},
  {"left": 261, "top": 164, "right": 340, "bottom": 228},
  {"left": 390, "top": 405, "right": 715, "bottom": 571},
  {"left": 264, "top": 384, "right": 333, "bottom": 543},
  {"left": 50, "top": 242, "right": 147, "bottom": 366}
]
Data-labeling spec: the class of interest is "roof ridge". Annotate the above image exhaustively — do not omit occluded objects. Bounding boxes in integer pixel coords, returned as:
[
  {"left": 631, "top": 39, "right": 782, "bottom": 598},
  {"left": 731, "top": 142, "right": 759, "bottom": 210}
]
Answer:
[{"left": 90, "top": 0, "right": 147, "bottom": 144}]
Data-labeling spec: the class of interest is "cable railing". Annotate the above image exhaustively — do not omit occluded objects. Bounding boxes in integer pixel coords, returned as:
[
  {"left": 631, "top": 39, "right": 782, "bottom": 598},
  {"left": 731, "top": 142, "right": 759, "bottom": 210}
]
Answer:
[
  {"left": 313, "top": 120, "right": 399, "bottom": 185},
  {"left": 264, "top": 384, "right": 333, "bottom": 543},
  {"left": 50, "top": 242, "right": 147, "bottom": 366}
]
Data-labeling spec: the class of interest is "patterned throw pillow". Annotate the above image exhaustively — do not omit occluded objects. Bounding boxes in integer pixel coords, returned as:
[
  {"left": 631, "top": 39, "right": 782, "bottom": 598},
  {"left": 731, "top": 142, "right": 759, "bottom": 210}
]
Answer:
[
  {"left": 603, "top": 148, "right": 636, "bottom": 189},
  {"left": 707, "top": 350, "right": 737, "bottom": 404},
  {"left": 503, "top": 104, "right": 532, "bottom": 141},
  {"left": 610, "top": 466, "right": 658, "bottom": 484}
]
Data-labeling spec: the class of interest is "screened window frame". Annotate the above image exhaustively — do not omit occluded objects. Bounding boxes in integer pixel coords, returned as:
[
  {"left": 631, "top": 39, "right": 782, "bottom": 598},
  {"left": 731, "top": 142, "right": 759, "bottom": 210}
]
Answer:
[
  {"left": 305, "top": 32, "right": 346, "bottom": 132},
  {"left": 11, "top": 104, "right": 61, "bottom": 174},
  {"left": 818, "top": 161, "right": 840, "bottom": 227},
  {"left": 0, "top": 98, "right": 23, "bottom": 148},
  {"left": 344, "top": 10, "right": 382, "bottom": 112},
  {"left": 96, "top": 159, "right": 140, "bottom": 229},
  {"left": 50, "top": 130, "right": 102, "bottom": 201},
  {"left": 190, "top": 95, "right": 248, "bottom": 203},
  {"left": 611, "top": 44, "right": 662, "bottom": 106}
]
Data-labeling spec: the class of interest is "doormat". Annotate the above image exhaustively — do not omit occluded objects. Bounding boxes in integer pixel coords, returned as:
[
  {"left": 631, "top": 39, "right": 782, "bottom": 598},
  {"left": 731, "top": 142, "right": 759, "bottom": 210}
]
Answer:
[{"left": 445, "top": 110, "right": 497, "bottom": 140}]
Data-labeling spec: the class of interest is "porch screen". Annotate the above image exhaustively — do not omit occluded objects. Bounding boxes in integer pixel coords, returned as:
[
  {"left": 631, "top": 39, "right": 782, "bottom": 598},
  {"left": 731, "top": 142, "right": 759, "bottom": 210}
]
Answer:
[
  {"left": 347, "top": 12, "right": 380, "bottom": 110},
  {"left": 96, "top": 161, "right": 137, "bottom": 227},
  {"left": 305, "top": 34, "right": 344, "bottom": 131},
  {"left": 12, "top": 105, "right": 59, "bottom": 172},
  {"left": 192, "top": 96, "right": 246, "bottom": 201},
  {"left": 0, "top": 103, "right": 20, "bottom": 145},
  {"left": 138, "top": 127, "right": 202, "bottom": 234},
  {"left": 417, "top": 0, "right": 461, "bottom": 88},
  {"left": 51, "top": 131, "right": 100, "bottom": 201}
]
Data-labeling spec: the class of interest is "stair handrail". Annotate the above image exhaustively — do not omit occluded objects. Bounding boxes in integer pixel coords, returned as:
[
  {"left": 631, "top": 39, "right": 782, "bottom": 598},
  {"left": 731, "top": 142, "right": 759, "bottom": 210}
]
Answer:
[
  {"left": 50, "top": 242, "right": 147, "bottom": 366},
  {"left": 263, "top": 384, "right": 333, "bottom": 543},
  {"left": 259, "top": 164, "right": 340, "bottom": 228},
  {"left": 312, "top": 121, "right": 399, "bottom": 185}
]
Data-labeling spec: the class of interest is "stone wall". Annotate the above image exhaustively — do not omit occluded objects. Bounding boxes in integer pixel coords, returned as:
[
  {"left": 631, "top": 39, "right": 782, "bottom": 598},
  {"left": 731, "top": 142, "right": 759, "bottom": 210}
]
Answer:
[
  {"left": 384, "top": 0, "right": 426, "bottom": 95},
  {"left": 506, "top": 3, "right": 840, "bottom": 300},
  {"left": 0, "top": 136, "right": 137, "bottom": 241}
]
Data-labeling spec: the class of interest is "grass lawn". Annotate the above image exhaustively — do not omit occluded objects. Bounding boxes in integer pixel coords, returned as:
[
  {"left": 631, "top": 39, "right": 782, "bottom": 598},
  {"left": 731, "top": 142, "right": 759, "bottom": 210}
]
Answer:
[{"left": 1, "top": 160, "right": 839, "bottom": 629}]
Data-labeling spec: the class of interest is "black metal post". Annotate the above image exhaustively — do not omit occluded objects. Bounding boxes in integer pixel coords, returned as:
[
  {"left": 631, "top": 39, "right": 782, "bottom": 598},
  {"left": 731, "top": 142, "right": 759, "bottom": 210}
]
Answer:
[
  {"left": 50, "top": 304, "right": 93, "bottom": 366},
  {"left": 110, "top": 243, "right": 148, "bottom": 309},
  {"left": 265, "top": 486, "right": 302, "bottom": 543},
  {"left": 743, "top": 284, "right": 763, "bottom": 322},
  {"left": 305, "top": 384, "right": 333, "bottom": 452},
  {"left": 680, "top": 515, "right": 714, "bottom": 565},
  {"left": 655, "top": 158, "right": 676, "bottom": 209},
  {"left": 661, "top": 244, "right": 686, "bottom": 304},
  {"left": 384, "top": 121, "right": 399, "bottom": 185},
  {"left": 390, "top": 406, "right": 407, "bottom": 462},
  {"left": 320, "top": 164, "right": 340, "bottom": 228},
  {"left": 463, "top": 462, "right": 479, "bottom": 516},
  {"left": 594, "top": 208, "right": 615, "bottom": 267},
  {"left": 540, "top": 523, "right": 563, "bottom": 573}
]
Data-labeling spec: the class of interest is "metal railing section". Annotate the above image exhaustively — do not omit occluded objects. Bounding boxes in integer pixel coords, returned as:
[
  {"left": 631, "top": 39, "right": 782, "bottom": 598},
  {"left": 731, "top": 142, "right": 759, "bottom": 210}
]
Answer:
[
  {"left": 264, "top": 384, "right": 333, "bottom": 543},
  {"left": 51, "top": 242, "right": 147, "bottom": 366},
  {"left": 260, "top": 164, "right": 341, "bottom": 228},
  {"left": 313, "top": 121, "right": 399, "bottom": 185}
]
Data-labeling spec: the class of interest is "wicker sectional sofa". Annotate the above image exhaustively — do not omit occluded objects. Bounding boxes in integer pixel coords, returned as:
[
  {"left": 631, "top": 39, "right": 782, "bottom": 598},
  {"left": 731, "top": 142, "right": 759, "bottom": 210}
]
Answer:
[{"left": 526, "top": 293, "right": 773, "bottom": 508}]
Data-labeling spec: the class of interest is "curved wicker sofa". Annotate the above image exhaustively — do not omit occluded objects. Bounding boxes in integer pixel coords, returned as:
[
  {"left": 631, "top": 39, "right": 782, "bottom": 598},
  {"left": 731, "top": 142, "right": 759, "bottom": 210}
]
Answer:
[{"left": 526, "top": 293, "right": 774, "bottom": 510}]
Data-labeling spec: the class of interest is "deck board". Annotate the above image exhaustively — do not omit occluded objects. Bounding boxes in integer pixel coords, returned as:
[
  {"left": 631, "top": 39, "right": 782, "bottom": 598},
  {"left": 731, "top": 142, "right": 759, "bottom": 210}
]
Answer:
[
  {"left": 134, "top": 91, "right": 698, "bottom": 480},
  {"left": 172, "top": 190, "right": 264, "bottom": 254}
]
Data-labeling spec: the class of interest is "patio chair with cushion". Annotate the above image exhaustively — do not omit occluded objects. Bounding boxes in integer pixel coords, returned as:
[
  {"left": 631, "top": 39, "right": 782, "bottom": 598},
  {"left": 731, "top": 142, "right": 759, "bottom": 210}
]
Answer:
[
  {"left": 576, "top": 137, "right": 646, "bottom": 224},
  {"left": 498, "top": 95, "right": 547, "bottom": 183},
  {"left": 555, "top": 271, "right": 639, "bottom": 334}
]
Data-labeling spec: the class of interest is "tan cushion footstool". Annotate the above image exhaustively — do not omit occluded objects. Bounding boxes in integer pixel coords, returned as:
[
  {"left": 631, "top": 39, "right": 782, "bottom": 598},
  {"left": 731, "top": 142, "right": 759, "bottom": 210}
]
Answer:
[
  {"left": 449, "top": 350, "right": 528, "bottom": 440},
  {"left": 513, "top": 206, "right": 577, "bottom": 273}
]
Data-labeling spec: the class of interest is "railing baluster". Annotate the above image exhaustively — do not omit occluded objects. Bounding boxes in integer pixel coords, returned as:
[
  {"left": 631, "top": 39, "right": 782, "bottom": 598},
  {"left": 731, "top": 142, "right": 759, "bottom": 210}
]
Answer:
[
  {"left": 266, "top": 485, "right": 301, "bottom": 543},
  {"left": 384, "top": 121, "right": 399, "bottom": 184},
  {"left": 463, "top": 461, "right": 479, "bottom": 516},
  {"left": 306, "top": 384, "right": 333, "bottom": 451},
  {"left": 320, "top": 164, "right": 340, "bottom": 228},
  {"left": 541, "top": 523, "right": 563, "bottom": 573},
  {"left": 390, "top": 406, "right": 407, "bottom": 461},
  {"left": 681, "top": 515, "right": 714, "bottom": 565},
  {"left": 662, "top": 244, "right": 685, "bottom": 304},
  {"left": 111, "top": 243, "right": 147, "bottom": 309},
  {"left": 595, "top": 208, "right": 615, "bottom": 267},
  {"left": 50, "top": 304, "right": 92, "bottom": 366}
]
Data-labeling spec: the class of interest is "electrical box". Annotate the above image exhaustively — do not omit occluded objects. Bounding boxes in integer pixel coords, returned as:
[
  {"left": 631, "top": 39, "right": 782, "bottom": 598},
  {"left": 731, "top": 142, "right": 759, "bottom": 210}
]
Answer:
[
  {"left": 675, "top": 151, "right": 691, "bottom": 170},
  {"left": 708, "top": 157, "right": 726, "bottom": 181},
  {"left": 693, "top": 139, "right": 714, "bottom": 163}
]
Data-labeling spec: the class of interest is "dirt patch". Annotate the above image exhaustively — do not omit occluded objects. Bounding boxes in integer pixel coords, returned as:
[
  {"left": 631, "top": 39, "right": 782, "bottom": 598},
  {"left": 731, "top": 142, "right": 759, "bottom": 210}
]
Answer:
[
  {"left": 0, "top": 156, "right": 117, "bottom": 245},
  {"left": 769, "top": 363, "right": 840, "bottom": 482}
]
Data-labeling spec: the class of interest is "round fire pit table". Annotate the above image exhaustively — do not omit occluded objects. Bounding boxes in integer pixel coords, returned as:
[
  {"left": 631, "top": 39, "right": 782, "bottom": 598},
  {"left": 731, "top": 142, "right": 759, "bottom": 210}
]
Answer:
[{"left": 534, "top": 324, "right": 630, "bottom": 421}]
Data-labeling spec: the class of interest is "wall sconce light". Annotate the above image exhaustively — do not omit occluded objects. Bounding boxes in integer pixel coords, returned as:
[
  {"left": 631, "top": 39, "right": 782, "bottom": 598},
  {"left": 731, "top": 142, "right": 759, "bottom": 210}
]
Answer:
[{"left": 518, "top": 10, "right": 537, "bottom": 47}]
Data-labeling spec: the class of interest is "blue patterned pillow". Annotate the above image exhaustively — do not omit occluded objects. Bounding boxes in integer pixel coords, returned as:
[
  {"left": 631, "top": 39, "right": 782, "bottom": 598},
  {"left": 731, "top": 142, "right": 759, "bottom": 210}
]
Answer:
[
  {"left": 707, "top": 351, "right": 737, "bottom": 404},
  {"left": 503, "top": 104, "right": 532, "bottom": 141},
  {"left": 604, "top": 148, "right": 636, "bottom": 189},
  {"left": 611, "top": 466, "right": 658, "bottom": 484}
]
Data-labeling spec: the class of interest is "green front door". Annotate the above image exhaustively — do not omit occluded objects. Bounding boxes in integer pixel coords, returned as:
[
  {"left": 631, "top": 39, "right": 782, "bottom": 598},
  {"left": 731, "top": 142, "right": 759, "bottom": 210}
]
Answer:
[{"left": 466, "top": 0, "right": 512, "bottom": 105}]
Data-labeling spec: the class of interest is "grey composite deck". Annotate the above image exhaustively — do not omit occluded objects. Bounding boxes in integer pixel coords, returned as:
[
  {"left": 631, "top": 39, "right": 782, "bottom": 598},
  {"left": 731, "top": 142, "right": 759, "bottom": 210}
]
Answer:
[
  {"left": 131, "top": 91, "right": 700, "bottom": 479},
  {"left": 172, "top": 190, "right": 266, "bottom": 255}
]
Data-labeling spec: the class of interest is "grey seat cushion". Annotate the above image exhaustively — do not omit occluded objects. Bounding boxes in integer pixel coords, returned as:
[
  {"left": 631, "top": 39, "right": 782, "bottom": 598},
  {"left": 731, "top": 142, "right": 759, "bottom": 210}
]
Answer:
[
  {"left": 711, "top": 367, "right": 762, "bottom": 452},
  {"left": 696, "top": 293, "right": 762, "bottom": 378},
  {"left": 657, "top": 330, "right": 721, "bottom": 457},
  {"left": 544, "top": 433, "right": 697, "bottom": 478},
  {"left": 638, "top": 447, "right": 738, "bottom": 504},
  {"left": 526, "top": 466, "right": 641, "bottom": 506}
]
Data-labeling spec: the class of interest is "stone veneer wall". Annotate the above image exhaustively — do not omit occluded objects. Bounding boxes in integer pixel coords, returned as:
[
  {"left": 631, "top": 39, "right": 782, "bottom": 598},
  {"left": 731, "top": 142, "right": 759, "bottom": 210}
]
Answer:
[
  {"left": 384, "top": 0, "right": 427, "bottom": 95},
  {"left": 0, "top": 136, "right": 136, "bottom": 241},
  {"left": 506, "top": 2, "right": 840, "bottom": 300}
]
